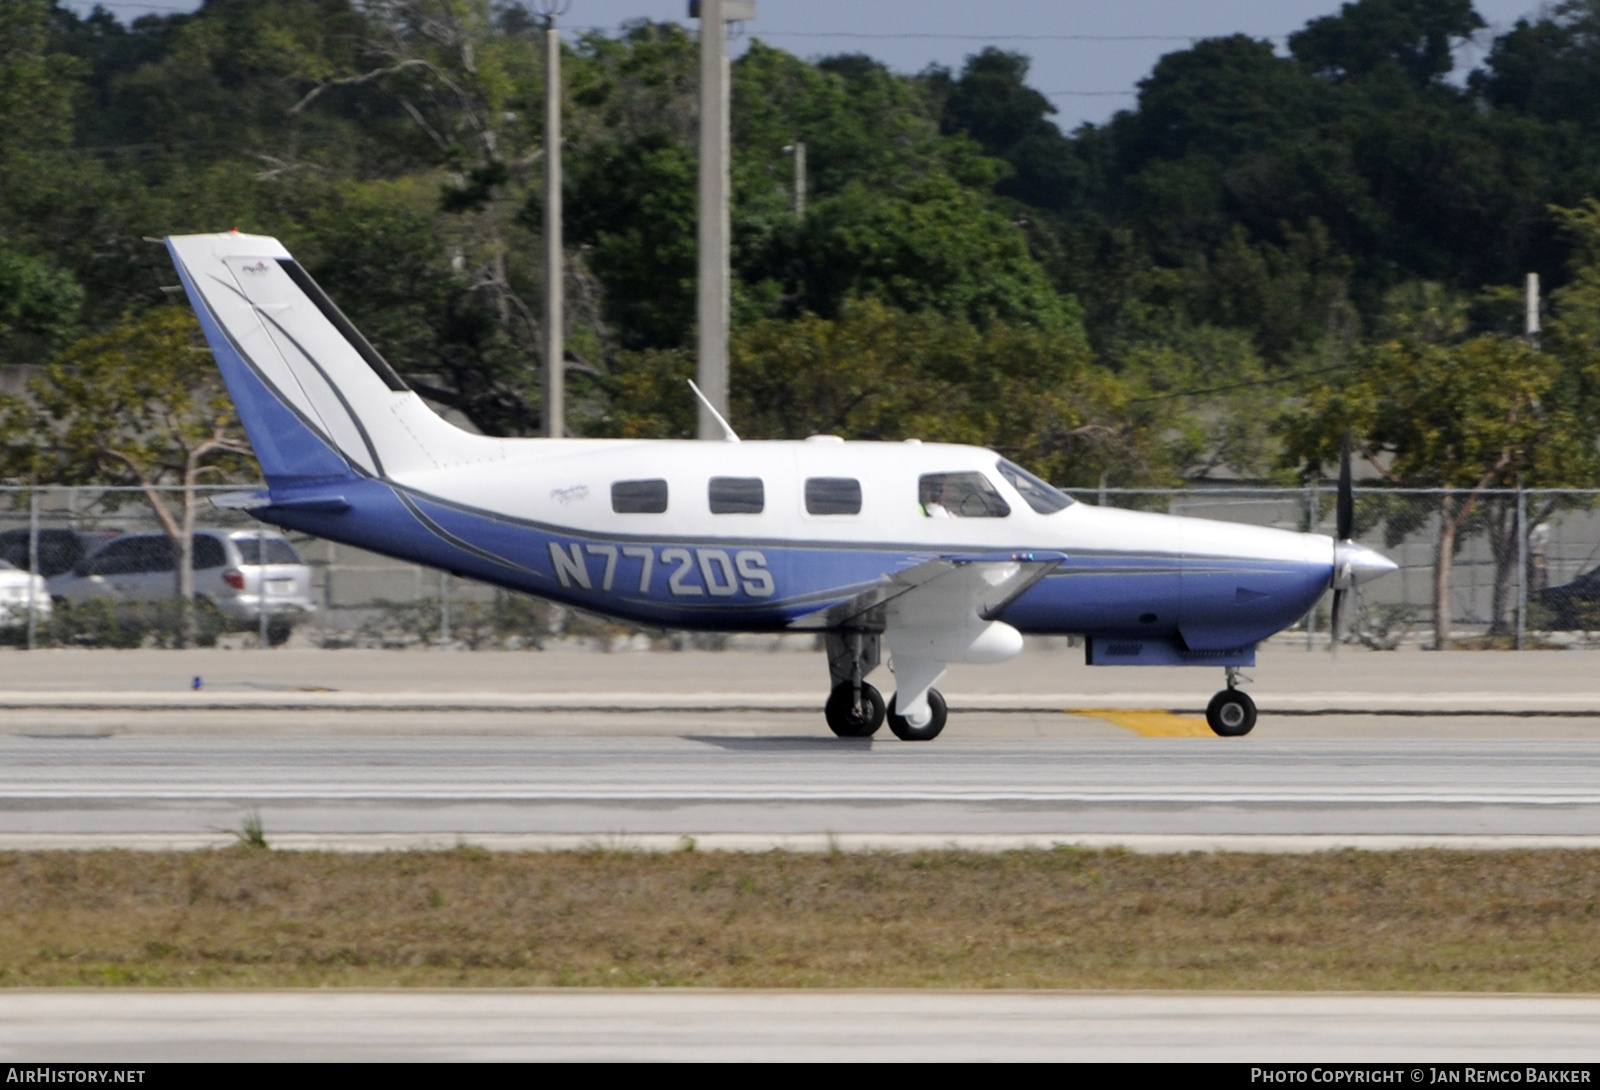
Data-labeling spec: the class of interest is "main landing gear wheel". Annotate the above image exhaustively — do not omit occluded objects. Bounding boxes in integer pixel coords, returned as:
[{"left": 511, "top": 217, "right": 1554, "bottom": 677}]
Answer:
[
  {"left": 1206, "top": 688, "right": 1257, "bottom": 737},
  {"left": 825, "top": 681, "right": 886, "bottom": 738},
  {"left": 886, "top": 689, "right": 948, "bottom": 742}
]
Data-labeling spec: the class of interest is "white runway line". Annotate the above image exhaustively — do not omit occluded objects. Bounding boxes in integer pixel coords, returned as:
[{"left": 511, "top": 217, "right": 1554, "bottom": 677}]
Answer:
[
  {"left": 3, "top": 687, "right": 1600, "bottom": 713},
  {"left": 3, "top": 991, "right": 1599, "bottom": 1062}
]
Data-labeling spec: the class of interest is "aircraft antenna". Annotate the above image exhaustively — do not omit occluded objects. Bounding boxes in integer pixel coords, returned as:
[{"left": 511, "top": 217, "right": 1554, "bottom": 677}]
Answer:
[{"left": 688, "top": 380, "right": 740, "bottom": 442}]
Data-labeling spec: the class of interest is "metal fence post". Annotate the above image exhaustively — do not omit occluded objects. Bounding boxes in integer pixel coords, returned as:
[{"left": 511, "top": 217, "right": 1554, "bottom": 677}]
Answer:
[
  {"left": 1305, "top": 486, "right": 1318, "bottom": 651},
  {"left": 258, "top": 527, "right": 269, "bottom": 649},
  {"left": 26, "top": 490, "right": 39, "bottom": 652},
  {"left": 440, "top": 570, "right": 451, "bottom": 645},
  {"left": 1516, "top": 485, "right": 1528, "bottom": 650},
  {"left": 322, "top": 541, "right": 335, "bottom": 645}
]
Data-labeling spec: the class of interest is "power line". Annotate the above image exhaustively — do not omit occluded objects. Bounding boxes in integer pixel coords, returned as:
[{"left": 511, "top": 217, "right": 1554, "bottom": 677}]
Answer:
[
  {"left": 1043, "top": 90, "right": 1136, "bottom": 97},
  {"left": 757, "top": 32, "right": 1201, "bottom": 42},
  {"left": 67, "top": 9, "right": 1291, "bottom": 47},
  {"left": 67, "top": 1, "right": 196, "bottom": 10}
]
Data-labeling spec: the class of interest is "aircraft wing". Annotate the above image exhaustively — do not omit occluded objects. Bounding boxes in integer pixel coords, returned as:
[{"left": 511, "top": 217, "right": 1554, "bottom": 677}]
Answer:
[{"left": 788, "top": 551, "right": 1065, "bottom": 631}]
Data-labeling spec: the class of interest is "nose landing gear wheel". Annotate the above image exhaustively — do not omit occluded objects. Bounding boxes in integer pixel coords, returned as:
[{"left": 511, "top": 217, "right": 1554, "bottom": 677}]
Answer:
[
  {"left": 886, "top": 688, "right": 948, "bottom": 741},
  {"left": 825, "top": 681, "right": 886, "bottom": 737},
  {"left": 1206, "top": 689, "right": 1257, "bottom": 737}
]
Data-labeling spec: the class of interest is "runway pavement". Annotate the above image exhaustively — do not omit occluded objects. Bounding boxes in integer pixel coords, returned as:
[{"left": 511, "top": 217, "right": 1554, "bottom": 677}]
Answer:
[
  {"left": 6, "top": 735, "right": 1600, "bottom": 845},
  {"left": 5, "top": 648, "right": 1600, "bottom": 1062},
  {"left": 4, "top": 991, "right": 1599, "bottom": 1061},
  {"left": 3, "top": 644, "right": 1600, "bottom": 847}
]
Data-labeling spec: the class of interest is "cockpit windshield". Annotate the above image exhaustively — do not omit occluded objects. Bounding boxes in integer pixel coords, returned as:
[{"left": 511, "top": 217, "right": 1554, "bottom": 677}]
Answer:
[{"left": 995, "top": 459, "right": 1074, "bottom": 515}]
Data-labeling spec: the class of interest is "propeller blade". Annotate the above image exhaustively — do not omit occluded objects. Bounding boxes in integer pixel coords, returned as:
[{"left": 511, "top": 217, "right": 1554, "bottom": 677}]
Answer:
[
  {"left": 1336, "top": 433, "right": 1354, "bottom": 542},
  {"left": 1330, "top": 587, "right": 1345, "bottom": 654}
]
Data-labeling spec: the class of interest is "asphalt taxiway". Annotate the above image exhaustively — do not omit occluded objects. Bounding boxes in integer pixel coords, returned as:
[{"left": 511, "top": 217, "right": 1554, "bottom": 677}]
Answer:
[
  {"left": 5, "top": 646, "right": 1600, "bottom": 1062},
  {"left": 3, "top": 991, "right": 1598, "bottom": 1061},
  {"left": 0, "top": 644, "right": 1598, "bottom": 847},
  {"left": 6, "top": 735, "right": 1600, "bottom": 845}
]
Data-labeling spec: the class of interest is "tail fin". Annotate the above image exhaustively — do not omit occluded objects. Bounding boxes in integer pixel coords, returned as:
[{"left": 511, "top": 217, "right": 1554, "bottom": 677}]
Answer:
[{"left": 167, "top": 232, "right": 505, "bottom": 489}]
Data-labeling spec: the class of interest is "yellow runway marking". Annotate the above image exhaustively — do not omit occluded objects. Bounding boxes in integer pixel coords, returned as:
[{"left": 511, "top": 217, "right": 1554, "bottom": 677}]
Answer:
[{"left": 1069, "top": 709, "right": 1214, "bottom": 737}]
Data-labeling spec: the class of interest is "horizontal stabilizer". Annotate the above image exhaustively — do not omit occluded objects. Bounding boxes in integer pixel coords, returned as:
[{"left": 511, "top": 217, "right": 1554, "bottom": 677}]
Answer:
[
  {"left": 209, "top": 488, "right": 351, "bottom": 513},
  {"left": 265, "top": 491, "right": 351, "bottom": 512},
  {"left": 210, "top": 489, "right": 271, "bottom": 511}
]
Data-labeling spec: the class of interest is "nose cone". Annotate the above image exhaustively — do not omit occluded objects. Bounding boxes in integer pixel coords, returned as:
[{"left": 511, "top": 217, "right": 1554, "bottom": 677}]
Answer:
[{"left": 1334, "top": 541, "right": 1398, "bottom": 589}]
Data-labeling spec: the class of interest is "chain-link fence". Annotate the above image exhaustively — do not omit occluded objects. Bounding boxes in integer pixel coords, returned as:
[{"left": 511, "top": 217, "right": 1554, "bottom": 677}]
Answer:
[
  {"left": 0, "top": 485, "right": 534, "bottom": 650},
  {"left": 0, "top": 483, "right": 1596, "bottom": 650}
]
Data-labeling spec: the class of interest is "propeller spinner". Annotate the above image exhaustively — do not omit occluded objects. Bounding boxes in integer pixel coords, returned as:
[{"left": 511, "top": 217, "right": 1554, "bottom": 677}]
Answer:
[{"left": 1328, "top": 436, "right": 1399, "bottom": 647}]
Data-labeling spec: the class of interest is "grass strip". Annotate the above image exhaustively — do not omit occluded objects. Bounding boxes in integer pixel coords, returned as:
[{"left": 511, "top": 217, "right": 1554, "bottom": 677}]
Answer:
[{"left": 1, "top": 847, "right": 1599, "bottom": 990}]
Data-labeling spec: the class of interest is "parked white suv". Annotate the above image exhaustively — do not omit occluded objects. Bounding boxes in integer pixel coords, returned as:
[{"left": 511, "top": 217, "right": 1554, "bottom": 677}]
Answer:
[
  {"left": 0, "top": 560, "right": 50, "bottom": 627},
  {"left": 50, "top": 530, "right": 315, "bottom": 624}
]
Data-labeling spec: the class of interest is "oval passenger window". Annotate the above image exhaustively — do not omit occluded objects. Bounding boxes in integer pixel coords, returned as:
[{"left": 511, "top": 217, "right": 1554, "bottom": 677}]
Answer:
[
  {"left": 709, "top": 477, "right": 764, "bottom": 514},
  {"left": 612, "top": 479, "right": 669, "bottom": 514},
  {"left": 805, "top": 477, "right": 861, "bottom": 516}
]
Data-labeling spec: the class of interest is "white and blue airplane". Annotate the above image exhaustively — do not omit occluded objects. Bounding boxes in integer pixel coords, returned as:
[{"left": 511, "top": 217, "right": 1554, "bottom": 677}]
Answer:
[{"left": 167, "top": 231, "right": 1397, "bottom": 740}]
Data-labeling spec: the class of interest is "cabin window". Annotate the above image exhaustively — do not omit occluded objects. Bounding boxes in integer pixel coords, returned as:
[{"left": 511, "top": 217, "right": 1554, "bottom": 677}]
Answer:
[
  {"left": 919, "top": 472, "right": 1011, "bottom": 518},
  {"left": 995, "top": 459, "right": 1074, "bottom": 515},
  {"left": 805, "top": 477, "right": 861, "bottom": 516},
  {"left": 709, "top": 477, "right": 764, "bottom": 514},
  {"left": 611, "top": 479, "right": 669, "bottom": 514}
]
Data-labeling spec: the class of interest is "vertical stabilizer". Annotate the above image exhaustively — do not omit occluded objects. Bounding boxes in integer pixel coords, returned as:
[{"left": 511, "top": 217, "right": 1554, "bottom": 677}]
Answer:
[{"left": 167, "top": 233, "right": 506, "bottom": 490}]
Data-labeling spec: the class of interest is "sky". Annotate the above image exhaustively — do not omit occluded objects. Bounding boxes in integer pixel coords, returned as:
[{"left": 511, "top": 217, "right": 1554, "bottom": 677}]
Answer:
[{"left": 65, "top": 0, "right": 1554, "bottom": 131}]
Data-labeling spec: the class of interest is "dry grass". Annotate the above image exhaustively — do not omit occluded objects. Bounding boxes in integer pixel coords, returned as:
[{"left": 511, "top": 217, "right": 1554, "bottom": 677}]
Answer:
[{"left": 1, "top": 847, "right": 1599, "bottom": 990}]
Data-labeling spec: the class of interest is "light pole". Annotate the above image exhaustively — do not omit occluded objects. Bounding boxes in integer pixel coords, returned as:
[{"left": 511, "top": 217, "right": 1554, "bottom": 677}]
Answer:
[
  {"left": 536, "top": 1, "right": 569, "bottom": 439},
  {"left": 691, "top": 0, "right": 755, "bottom": 440},
  {"left": 783, "top": 140, "right": 805, "bottom": 217}
]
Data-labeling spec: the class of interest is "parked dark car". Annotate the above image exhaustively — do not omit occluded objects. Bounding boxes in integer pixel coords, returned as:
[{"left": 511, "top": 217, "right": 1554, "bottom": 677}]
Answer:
[
  {"left": 0, "top": 528, "right": 123, "bottom": 579},
  {"left": 1532, "top": 568, "right": 1600, "bottom": 630}
]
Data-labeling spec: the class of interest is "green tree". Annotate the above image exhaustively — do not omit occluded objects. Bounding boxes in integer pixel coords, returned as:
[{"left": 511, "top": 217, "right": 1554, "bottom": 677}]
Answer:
[
  {"left": 563, "top": 134, "right": 697, "bottom": 350},
  {"left": 587, "top": 301, "right": 1172, "bottom": 488},
  {"left": 1289, "top": 0, "right": 1484, "bottom": 86},
  {"left": 1283, "top": 328, "right": 1597, "bottom": 646},
  {"left": 0, "top": 0, "right": 80, "bottom": 156},
  {"left": 791, "top": 175, "right": 1079, "bottom": 332},
  {"left": 933, "top": 48, "right": 1081, "bottom": 213},
  {"left": 0, "top": 308, "right": 256, "bottom": 632},
  {"left": 0, "top": 240, "right": 82, "bottom": 365}
]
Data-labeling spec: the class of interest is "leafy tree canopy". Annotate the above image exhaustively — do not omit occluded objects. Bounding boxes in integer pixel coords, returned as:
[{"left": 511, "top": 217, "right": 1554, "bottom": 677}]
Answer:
[{"left": 5, "top": 0, "right": 1600, "bottom": 500}]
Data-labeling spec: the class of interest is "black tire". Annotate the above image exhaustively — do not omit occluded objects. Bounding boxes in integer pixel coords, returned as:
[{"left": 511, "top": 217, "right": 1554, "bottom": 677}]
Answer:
[
  {"left": 1206, "top": 689, "right": 1257, "bottom": 737},
  {"left": 265, "top": 614, "right": 294, "bottom": 647},
  {"left": 825, "top": 681, "right": 885, "bottom": 738},
  {"left": 886, "top": 688, "right": 948, "bottom": 742}
]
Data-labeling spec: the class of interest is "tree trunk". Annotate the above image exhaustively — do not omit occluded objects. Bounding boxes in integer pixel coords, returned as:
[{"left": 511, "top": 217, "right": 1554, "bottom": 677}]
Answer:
[
  {"left": 1485, "top": 495, "right": 1517, "bottom": 636},
  {"left": 135, "top": 480, "right": 187, "bottom": 648},
  {"left": 1433, "top": 494, "right": 1460, "bottom": 649}
]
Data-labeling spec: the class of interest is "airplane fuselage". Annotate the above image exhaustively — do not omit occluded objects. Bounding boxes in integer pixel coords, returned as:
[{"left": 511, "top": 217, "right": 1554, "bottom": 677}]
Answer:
[
  {"left": 261, "top": 435, "right": 1332, "bottom": 666},
  {"left": 168, "top": 230, "right": 1393, "bottom": 738}
]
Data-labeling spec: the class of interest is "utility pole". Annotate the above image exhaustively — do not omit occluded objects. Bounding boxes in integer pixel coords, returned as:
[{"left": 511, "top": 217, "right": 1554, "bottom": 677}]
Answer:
[
  {"left": 783, "top": 140, "right": 806, "bottom": 216},
  {"left": 1526, "top": 272, "right": 1541, "bottom": 350},
  {"left": 538, "top": 2, "right": 568, "bottom": 439},
  {"left": 691, "top": 0, "right": 754, "bottom": 440}
]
